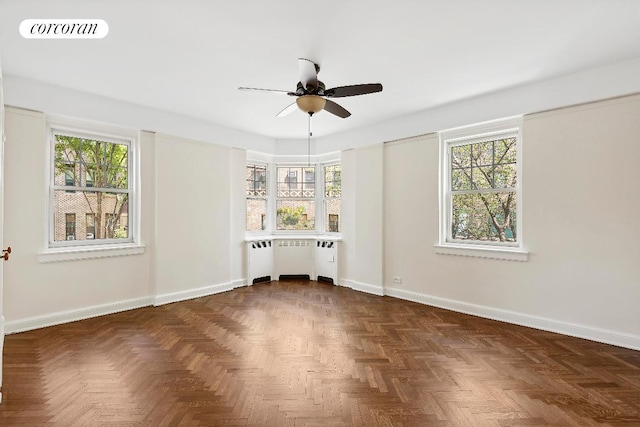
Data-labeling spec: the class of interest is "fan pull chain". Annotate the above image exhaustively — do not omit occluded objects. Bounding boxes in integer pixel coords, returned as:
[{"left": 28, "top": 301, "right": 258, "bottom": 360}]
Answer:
[{"left": 308, "top": 113, "right": 312, "bottom": 166}]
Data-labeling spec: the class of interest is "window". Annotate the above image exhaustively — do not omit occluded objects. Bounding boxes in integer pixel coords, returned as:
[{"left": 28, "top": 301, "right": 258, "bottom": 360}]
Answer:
[
  {"left": 246, "top": 163, "right": 268, "bottom": 232},
  {"left": 276, "top": 166, "right": 315, "bottom": 231},
  {"left": 64, "top": 163, "right": 75, "bottom": 191},
  {"left": 245, "top": 159, "right": 341, "bottom": 235},
  {"left": 50, "top": 126, "right": 134, "bottom": 247},
  {"left": 65, "top": 213, "right": 76, "bottom": 240},
  {"left": 439, "top": 117, "right": 525, "bottom": 259},
  {"left": 85, "top": 213, "right": 95, "bottom": 239},
  {"left": 324, "top": 164, "right": 341, "bottom": 232}
]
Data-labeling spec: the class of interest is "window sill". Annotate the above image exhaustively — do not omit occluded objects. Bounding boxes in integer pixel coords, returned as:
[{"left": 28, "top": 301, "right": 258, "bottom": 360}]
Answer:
[
  {"left": 39, "top": 243, "right": 146, "bottom": 263},
  {"left": 435, "top": 244, "right": 528, "bottom": 262},
  {"left": 245, "top": 234, "right": 342, "bottom": 242}
]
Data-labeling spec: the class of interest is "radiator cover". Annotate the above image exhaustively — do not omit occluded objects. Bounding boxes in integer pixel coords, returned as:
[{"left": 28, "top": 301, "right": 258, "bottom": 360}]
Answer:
[{"left": 247, "top": 238, "right": 339, "bottom": 285}]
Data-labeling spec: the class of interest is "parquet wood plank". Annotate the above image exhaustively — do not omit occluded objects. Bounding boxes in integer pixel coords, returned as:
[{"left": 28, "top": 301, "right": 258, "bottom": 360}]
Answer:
[{"left": 1, "top": 280, "right": 639, "bottom": 426}]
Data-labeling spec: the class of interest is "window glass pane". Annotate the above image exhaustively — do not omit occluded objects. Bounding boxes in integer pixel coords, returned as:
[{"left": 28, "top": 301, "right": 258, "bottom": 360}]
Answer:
[
  {"left": 494, "top": 137, "right": 517, "bottom": 164},
  {"left": 247, "top": 199, "right": 267, "bottom": 232},
  {"left": 324, "top": 165, "right": 341, "bottom": 197},
  {"left": 472, "top": 141, "right": 494, "bottom": 166},
  {"left": 54, "top": 190, "right": 129, "bottom": 241},
  {"left": 474, "top": 166, "right": 494, "bottom": 189},
  {"left": 451, "top": 168, "right": 471, "bottom": 191},
  {"left": 105, "top": 165, "right": 128, "bottom": 189},
  {"left": 452, "top": 137, "right": 517, "bottom": 192},
  {"left": 276, "top": 200, "right": 315, "bottom": 231},
  {"left": 451, "top": 144, "right": 471, "bottom": 168},
  {"left": 277, "top": 167, "right": 314, "bottom": 198},
  {"left": 451, "top": 192, "right": 516, "bottom": 242},
  {"left": 55, "top": 135, "right": 129, "bottom": 189},
  {"left": 493, "top": 164, "right": 517, "bottom": 188},
  {"left": 246, "top": 164, "right": 267, "bottom": 196},
  {"left": 325, "top": 199, "right": 341, "bottom": 232}
]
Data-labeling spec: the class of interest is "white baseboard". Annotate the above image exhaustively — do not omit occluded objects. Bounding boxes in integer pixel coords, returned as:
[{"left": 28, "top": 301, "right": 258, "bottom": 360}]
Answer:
[
  {"left": 3, "top": 280, "right": 244, "bottom": 335},
  {"left": 230, "top": 279, "right": 247, "bottom": 289},
  {"left": 4, "top": 296, "right": 154, "bottom": 335},
  {"left": 5, "top": 279, "right": 636, "bottom": 351},
  {"left": 384, "top": 286, "right": 640, "bottom": 351},
  {"left": 154, "top": 281, "right": 235, "bottom": 306},
  {"left": 341, "top": 279, "right": 385, "bottom": 296}
]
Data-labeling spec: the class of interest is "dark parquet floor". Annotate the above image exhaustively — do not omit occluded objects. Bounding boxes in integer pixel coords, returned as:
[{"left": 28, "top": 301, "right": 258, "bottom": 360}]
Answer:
[{"left": 1, "top": 280, "right": 639, "bottom": 426}]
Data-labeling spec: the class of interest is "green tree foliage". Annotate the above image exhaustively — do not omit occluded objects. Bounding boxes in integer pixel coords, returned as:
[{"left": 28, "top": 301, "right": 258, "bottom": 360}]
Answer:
[
  {"left": 276, "top": 205, "right": 314, "bottom": 230},
  {"left": 277, "top": 205, "right": 306, "bottom": 226},
  {"left": 54, "top": 135, "right": 128, "bottom": 239}
]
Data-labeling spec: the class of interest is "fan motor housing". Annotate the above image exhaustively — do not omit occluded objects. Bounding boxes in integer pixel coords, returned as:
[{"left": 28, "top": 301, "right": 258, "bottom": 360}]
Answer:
[{"left": 297, "top": 80, "right": 325, "bottom": 95}]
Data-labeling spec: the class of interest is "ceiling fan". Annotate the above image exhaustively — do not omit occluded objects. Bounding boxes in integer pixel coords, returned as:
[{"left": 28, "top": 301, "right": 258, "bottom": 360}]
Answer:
[{"left": 238, "top": 58, "right": 383, "bottom": 118}]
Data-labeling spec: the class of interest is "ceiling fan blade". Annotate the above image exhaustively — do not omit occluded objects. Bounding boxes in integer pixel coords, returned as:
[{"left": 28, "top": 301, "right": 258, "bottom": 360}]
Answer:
[
  {"left": 238, "top": 87, "right": 293, "bottom": 95},
  {"left": 323, "top": 99, "right": 351, "bottom": 118},
  {"left": 276, "top": 102, "right": 299, "bottom": 117},
  {"left": 325, "top": 83, "right": 383, "bottom": 98},
  {"left": 298, "top": 58, "right": 318, "bottom": 92}
]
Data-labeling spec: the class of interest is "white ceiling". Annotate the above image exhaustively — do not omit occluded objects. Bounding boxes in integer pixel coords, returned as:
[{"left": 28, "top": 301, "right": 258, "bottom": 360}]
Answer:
[{"left": 1, "top": 0, "right": 639, "bottom": 140}]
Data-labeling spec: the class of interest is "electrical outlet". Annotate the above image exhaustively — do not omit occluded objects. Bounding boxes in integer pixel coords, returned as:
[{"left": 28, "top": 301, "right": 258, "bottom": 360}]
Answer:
[{"left": 393, "top": 276, "right": 402, "bottom": 284}]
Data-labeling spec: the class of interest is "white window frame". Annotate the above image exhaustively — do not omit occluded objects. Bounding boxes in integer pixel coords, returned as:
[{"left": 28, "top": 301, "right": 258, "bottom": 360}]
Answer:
[
  {"left": 40, "top": 117, "right": 144, "bottom": 263},
  {"left": 246, "top": 162, "right": 269, "bottom": 234},
  {"left": 436, "top": 116, "right": 528, "bottom": 261},
  {"left": 322, "top": 162, "right": 341, "bottom": 234}
]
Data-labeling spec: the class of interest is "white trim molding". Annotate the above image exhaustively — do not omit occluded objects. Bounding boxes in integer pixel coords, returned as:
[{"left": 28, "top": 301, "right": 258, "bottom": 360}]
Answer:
[
  {"left": 39, "top": 243, "right": 146, "bottom": 263},
  {"left": 341, "top": 279, "right": 384, "bottom": 296},
  {"left": 5, "top": 280, "right": 246, "bottom": 334},
  {"left": 4, "top": 296, "right": 154, "bottom": 334},
  {"left": 230, "top": 279, "right": 247, "bottom": 289},
  {"left": 384, "top": 287, "right": 640, "bottom": 351},
  {"left": 434, "top": 244, "right": 529, "bottom": 261},
  {"left": 154, "top": 281, "right": 236, "bottom": 306}
]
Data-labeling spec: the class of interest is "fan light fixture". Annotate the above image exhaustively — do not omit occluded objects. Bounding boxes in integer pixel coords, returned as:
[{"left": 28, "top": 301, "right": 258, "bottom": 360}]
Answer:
[
  {"left": 296, "top": 95, "right": 326, "bottom": 114},
  {"left": 239, "top": 58, "right": 382, "bottom": 119}
]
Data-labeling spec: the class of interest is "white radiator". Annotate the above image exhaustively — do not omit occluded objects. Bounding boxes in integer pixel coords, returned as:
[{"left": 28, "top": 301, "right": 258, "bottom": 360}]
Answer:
[
  {"left": 315, "top": 240, "right": 338, "bottom": 284},
  {"left": 247, "top": 240, "right": 274, "bottom": 284},
  {"left": 275, "top": 239, "right": 314, "bottom": 278},
  {"left": 247, "top": 238, "right": 340, "bottom": 285}
]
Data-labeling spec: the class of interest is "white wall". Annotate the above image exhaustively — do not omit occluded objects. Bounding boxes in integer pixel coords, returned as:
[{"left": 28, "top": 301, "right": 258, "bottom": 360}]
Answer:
[
  {"left": 2, "top": 107, "right": 248, "bottom": 330},
  {"left": 154, "top": 134, "right": 233, "bottom": 299},
  {"left": 3, "top": 108, "right": 154, "bottom": 326},
  {"left": 340, "top": 145, "right": 384, "bottom": 295},
  {"left": 384, "top": 133, "right": 439, "bottom": 295},
  {"left": 230, "top": 148, "right": 247, "bottom": 286},
  {"left": 383, "top": 94, "right": 640, "bottom": 349}
]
